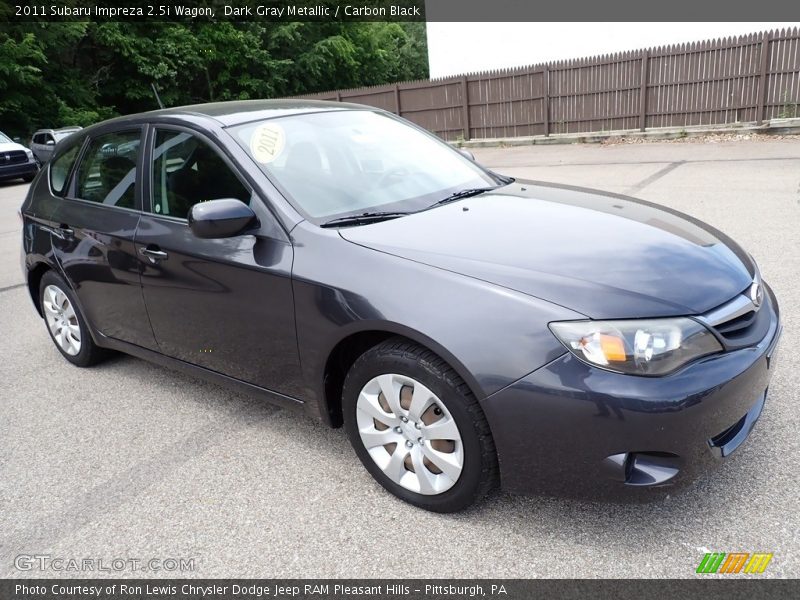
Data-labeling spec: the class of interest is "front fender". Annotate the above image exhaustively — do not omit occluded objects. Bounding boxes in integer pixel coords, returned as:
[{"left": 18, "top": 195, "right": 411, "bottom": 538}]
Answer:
[{"left": 290, "top": 223, "right": 582, "bottom": 420}]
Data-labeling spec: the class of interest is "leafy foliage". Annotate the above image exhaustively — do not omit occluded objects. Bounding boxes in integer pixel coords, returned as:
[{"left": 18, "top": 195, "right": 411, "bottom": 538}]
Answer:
[{"left": 0, "top": 21, "right": 428, "bottom": 138}]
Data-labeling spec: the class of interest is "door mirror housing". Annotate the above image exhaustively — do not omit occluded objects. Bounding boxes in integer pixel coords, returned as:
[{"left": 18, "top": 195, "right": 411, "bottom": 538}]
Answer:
[
  {"left": 458, "top": 148, "right": 476, "bottom": 162},
  {"left": 188, "top": 198, "right": 258, "bottom": 239},
  {"left": 45, "top": 139, "right": 56, "bottom": 146}
]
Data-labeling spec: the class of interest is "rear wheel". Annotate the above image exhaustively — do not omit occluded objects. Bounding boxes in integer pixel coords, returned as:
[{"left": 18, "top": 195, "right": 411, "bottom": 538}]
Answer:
[
  {"left": 39, "top": 271, "right": 110, "bottom": 367},
  {"left": 343, "top": 338, "right": 498, "bottom": 512}
]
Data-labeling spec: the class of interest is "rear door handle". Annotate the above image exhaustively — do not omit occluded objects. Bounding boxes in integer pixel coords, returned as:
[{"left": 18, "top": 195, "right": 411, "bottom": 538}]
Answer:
[
  {"left": 39, "top": 224, "right": 72, "bottom": 240},
  {"left": 139, "top": 246, "right": 169, "bottom": 262}
]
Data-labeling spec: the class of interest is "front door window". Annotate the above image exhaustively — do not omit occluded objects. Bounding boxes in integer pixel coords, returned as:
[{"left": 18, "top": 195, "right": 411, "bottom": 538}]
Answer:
[{"left": 151, "top": 130, "right": 249, "bottom": 219}]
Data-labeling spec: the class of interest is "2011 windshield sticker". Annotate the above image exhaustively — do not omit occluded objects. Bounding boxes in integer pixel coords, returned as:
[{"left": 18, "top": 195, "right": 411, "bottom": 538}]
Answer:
[{"left": 250, "top": 123, "right": 285, "bottom": 164}]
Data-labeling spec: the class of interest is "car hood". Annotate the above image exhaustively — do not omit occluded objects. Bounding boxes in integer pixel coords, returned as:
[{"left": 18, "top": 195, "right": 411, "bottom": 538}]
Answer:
[
  {"left": 0, "top": 141, "right": 27, "bottom": 153},
  {"left": 339, "top": 181, "right": 754, "bottom": 319}
]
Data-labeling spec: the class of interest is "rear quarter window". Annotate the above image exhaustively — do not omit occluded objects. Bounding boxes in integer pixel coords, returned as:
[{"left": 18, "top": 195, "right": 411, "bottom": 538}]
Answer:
[{"left": 49, "top": 144, "right": 81, "bottom": 196}]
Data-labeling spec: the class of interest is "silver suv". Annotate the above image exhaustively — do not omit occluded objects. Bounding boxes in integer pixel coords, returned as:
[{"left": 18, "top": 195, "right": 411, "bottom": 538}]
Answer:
[{"left": 30, "top": 127, "right": 82, "bottom": 164}]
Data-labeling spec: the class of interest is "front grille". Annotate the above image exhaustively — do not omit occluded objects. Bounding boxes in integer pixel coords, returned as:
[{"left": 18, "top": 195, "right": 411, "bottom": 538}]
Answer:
[
  {"left": 699, "top": 285, "right": 772, "bottom": 350},
  {"left": 715, "top": 309, "right": 757, "bottom": 338},
  {"left": 1, "top": 150, "right": 28, "bottom": 165}
]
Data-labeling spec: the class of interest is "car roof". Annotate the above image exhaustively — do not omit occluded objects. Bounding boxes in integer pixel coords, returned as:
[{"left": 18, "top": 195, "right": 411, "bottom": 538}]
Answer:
[{"left": 99, "top": 99, "right": 372, "bottom": 129}]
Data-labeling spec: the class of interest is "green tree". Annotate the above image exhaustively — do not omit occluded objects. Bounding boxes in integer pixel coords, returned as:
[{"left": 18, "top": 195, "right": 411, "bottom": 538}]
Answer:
[
  {"left": 0, "top": 20, "right": 429, "bottom": 138},
  {"left": 0, "top": 31, "right": 46, "bottom": 135}
]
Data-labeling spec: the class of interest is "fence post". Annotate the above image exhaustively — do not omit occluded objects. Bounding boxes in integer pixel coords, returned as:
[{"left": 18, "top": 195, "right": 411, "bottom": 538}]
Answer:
[
  {"left": 461, "top": 75, "right": 471, "bottom": 141},
  {"left": 757, "top": 32, "right": 771, "bottom": 124},
  {"left": 393, "top": 84, "right": 401, "bottom": 116},
  {"left": 639, "top": 50, "right": 649, "bottom": 131},
  {"left": 543, "top": 66, "right": 550, "bottom": 136}
]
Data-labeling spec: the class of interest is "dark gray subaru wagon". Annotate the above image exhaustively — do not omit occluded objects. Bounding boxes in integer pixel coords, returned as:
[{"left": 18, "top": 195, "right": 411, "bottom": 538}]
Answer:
[{"left": 20, "top": 100, "right": 781, "bottom": 512}]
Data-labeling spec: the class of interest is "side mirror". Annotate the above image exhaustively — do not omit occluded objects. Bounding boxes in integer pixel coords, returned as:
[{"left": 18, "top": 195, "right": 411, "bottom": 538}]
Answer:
[
  {"left": 458, "top": 148, "right": 476, "bottom": 161},
  {"left": 13, "top": 137, "right": 22, "bottom": 144},
  {"left": 188, "top": 198, "right": 258, "bottom": 239},
  {"left": 46, "top": 139, "right": 55, "bottom": 146}
]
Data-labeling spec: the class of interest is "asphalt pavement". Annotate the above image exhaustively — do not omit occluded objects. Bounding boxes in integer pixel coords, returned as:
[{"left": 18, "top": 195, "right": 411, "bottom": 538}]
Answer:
[{"left": 1, "top": 138, "right": 798, "bottom": 578}]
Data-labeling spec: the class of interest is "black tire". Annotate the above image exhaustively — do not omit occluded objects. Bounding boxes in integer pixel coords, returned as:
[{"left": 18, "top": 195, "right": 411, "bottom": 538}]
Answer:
[
  {"left": 343, "top": 337, "right": 499, "bottom": 512},
  {"left": 39, "top": 270, "right": 110, "bottom": 367}
]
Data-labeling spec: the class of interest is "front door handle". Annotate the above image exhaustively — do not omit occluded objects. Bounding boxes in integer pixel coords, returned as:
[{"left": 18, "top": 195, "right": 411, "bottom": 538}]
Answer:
[{"left": 139, "top": 246, "right": 169, "bottom": 262}]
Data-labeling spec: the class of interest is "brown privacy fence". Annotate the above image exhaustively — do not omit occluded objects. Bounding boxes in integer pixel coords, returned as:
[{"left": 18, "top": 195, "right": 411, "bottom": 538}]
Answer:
[{"left": 298, "top": 28, "right": 800, "bottom": 141}]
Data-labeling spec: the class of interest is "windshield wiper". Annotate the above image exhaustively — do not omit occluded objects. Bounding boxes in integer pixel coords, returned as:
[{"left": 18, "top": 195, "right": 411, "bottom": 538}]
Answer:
[
  {"left": 431, "top": 186, "right": 498, "bottom": 207},
  {"left": 490, "top": 172, "right": 515, "bottom": 185},
  {"left": 320, "top": 211, "right": 410, "bottom": 228}
]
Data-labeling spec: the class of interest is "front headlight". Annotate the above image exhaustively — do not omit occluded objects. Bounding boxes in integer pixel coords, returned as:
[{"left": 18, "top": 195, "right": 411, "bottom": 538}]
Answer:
[
  {"left": 24, "top": 149, "right": 34, "bottom": 161},
  {"left": 549, "top": 318, "right": 723, "bottom": 376}
]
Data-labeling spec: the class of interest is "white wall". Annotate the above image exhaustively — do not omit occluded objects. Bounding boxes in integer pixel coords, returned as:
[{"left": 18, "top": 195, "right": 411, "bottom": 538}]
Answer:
[{"left": 426, "top": 22, "right": 800, "bottom": 78}]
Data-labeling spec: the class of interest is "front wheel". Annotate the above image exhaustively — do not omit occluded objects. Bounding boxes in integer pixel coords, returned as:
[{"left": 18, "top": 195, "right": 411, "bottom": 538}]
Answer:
[{"left": 343, "top": 338, "right": 498, "bottom": 512}]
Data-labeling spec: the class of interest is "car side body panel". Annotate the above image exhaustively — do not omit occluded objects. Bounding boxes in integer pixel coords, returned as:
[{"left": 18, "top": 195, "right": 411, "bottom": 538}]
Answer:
[
  {"left": 50, "top": 200, "right": 158, "bottom": 350},
  {"left": 289, "top": 222, "right": 583, "bottom": 420},
  {"left": 134, "top": 214, "right": 305, "bottom": 398}
]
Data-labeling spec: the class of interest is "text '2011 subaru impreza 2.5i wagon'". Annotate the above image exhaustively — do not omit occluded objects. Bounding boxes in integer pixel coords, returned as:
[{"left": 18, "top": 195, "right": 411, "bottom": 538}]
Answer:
[{"left": 20, "top": 100, "right": 781, "bottom": 512}]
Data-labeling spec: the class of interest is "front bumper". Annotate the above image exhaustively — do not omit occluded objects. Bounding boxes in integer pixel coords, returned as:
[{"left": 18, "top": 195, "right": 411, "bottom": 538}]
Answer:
[
  {"left": 482, "top": 287, "right": 781, "bottom": 499},
  {"left": 0, "top": 160, "right": 38, "bottom": 181}
]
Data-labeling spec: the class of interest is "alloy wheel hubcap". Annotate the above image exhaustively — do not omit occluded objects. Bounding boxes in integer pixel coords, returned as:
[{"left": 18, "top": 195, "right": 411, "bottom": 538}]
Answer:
[
  {"left": 42, "top": 285, "right": 81, "bottom": 356},
  {"left": 356, "top": 373, "right": 464, "bottom": 495}
]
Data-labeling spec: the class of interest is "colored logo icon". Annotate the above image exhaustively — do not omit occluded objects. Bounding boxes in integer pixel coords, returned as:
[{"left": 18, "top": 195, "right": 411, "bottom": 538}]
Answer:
[{"left": 697, "top": 552, "right": 773, "bottom": 574}]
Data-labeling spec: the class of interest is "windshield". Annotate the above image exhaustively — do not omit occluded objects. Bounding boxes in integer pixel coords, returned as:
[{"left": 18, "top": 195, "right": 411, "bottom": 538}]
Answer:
[
  {"left": 230, "top": 110, "right": 497, "bottom": 221},
  {"left": 0, "top": 132, "right": 12, "bottom": 144}
]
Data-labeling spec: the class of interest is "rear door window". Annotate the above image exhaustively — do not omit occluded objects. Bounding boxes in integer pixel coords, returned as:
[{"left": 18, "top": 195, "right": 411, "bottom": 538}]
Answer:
[
  {"left": 74, "top": 131, "right": 141, "bottom": 209},
  {"left": 49, "top": 144, "right": 81, "bottom": 195}
]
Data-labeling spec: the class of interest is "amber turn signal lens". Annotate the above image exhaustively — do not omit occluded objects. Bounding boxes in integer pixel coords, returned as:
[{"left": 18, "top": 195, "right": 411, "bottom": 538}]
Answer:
[
  {"left": 580, "top": 333, "right": 626, "bottom": 362},
  {"left": 598, "top": 334, "right": 627, "bottom": 361}
]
